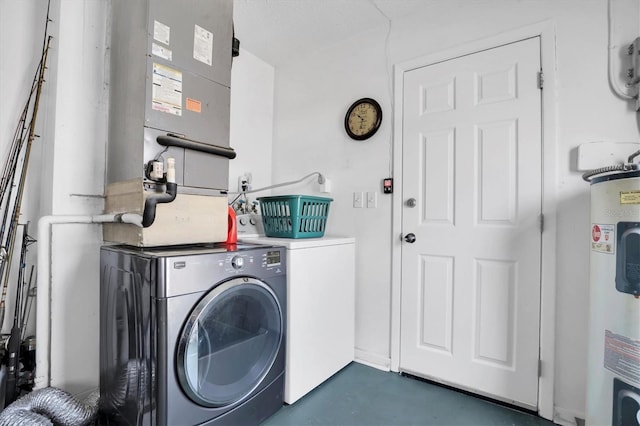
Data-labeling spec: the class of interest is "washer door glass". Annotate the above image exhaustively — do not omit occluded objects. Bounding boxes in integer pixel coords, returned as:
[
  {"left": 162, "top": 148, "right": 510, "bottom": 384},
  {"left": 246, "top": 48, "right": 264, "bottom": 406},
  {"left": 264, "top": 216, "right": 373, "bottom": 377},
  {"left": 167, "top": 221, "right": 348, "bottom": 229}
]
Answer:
[{"left": 177, "top": 277, "right": 283, "bottom": 407}]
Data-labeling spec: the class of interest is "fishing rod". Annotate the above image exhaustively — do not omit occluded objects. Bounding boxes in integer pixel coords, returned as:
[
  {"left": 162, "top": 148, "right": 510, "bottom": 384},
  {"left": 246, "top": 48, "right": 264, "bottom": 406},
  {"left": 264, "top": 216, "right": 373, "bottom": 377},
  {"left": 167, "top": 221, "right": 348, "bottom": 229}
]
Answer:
[
  {"left": 0, "top": 2, "right": 52, "bottom": 332},
  {"left": 0, "top": 77, "right": 37, "bottom": 284},
  {"left": 0, "top": 66, "right": 41, "bottom": 204},
  {"left": 5, "top": 223, "right": 35, "bottom": 404},
  {"left": 0, "top": 43, "right": 44, "bottom": 237},
  {"left": 21, "top": 266, "right": 36, "bottom": 341}
]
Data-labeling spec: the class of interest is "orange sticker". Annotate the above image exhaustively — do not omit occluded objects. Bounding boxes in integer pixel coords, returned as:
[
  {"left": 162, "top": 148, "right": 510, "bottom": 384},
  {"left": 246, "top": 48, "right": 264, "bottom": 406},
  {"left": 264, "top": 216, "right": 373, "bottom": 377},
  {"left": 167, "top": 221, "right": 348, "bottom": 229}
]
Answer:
[{"left": 186, "top": 98, "right": 202, "bottom": 113}]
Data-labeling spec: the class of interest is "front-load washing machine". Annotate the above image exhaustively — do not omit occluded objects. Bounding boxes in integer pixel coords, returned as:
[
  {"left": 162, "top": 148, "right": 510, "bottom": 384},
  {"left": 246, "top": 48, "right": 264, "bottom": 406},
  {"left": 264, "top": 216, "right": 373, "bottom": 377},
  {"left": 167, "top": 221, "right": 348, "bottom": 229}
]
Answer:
[{"left": 99, "top": 242, "right": 286, "bottom": 425}]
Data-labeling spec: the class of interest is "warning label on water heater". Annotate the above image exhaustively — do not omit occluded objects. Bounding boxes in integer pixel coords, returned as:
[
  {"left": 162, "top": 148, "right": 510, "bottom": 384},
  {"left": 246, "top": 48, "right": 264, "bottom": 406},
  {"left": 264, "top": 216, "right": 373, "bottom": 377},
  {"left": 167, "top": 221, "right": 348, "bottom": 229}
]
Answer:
[
  {"left": 591, "top": 223, "right": 615, "bottom": 254},
  {"left": 620, "top": 190, "right": 640, "bottom": 205},
  {"left": 604, "top": 330, "right": 640, "bottom": 387}
]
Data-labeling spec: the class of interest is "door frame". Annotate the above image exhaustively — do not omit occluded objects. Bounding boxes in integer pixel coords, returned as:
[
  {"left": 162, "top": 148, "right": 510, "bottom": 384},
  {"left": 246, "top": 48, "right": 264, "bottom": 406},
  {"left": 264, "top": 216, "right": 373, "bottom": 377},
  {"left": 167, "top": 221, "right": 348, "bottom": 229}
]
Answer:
[{"left": 390, "top": 21, "right": 557, "bottom": 421}]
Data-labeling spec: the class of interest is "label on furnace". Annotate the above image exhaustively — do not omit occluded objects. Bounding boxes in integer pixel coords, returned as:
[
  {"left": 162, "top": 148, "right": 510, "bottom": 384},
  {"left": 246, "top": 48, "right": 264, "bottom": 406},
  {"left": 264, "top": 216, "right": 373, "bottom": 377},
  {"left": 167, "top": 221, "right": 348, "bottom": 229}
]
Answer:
[
  {"left": 153, "top": 20, "right": 170, "bottom": 46},
  {"left": 591, "top": 223, "right": 615, "bottom": 254},
  {"left": 151, "top": 63, "right": 182, "bottom": 116},
  {"left": 152, "top": 43, "right": 172, "bottom": 61},
  {"left": 193, "top": 25, "right": 213, "bottom": 66}
]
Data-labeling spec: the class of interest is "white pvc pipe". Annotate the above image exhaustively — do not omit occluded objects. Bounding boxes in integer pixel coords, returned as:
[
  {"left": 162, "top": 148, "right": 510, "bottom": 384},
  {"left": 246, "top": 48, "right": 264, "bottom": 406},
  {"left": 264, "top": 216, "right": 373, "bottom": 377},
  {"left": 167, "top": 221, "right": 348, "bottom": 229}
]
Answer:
[{"left": 34, "top": 213, "right": 142, "bottom": 390}]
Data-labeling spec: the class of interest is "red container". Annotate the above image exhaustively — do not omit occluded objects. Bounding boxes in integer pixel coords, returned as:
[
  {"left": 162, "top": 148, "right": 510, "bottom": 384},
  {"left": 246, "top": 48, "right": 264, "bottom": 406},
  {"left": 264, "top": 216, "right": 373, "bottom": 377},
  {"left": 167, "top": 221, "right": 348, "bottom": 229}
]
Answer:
[{"left": 226, "top": 206, "right": 237, "bottom": 244}]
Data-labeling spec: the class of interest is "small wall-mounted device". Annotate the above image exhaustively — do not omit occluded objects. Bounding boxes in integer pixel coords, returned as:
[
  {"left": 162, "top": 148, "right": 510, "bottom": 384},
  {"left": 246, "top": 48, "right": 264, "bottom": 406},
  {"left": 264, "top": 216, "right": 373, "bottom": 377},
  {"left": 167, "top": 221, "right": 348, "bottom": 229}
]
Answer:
[
  {"left": 238, "top": 173, "right": 252, "bottom": 192},
  {"left": 630, "top": 37, "right": 640, "bottom": 85},
  {"left": 383, "top": 178, "right": 393, "bottom": 194},
  {"left": 630, "top": 37, "right": 640, "bottom": 111}
]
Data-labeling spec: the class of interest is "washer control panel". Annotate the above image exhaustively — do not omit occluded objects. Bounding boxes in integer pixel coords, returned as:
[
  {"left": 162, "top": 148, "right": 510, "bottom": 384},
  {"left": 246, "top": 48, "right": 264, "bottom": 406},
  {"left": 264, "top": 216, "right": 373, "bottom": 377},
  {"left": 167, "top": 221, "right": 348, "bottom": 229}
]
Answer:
[
  {"left": 231, "top": 255, "right": 244, "bottom": 269},
  {"left": 224, "top": 249, "right": 282, "bottom": 273},
  {"left": 218, "top": 247, "right": 285, "bottom": 276},
  {"left": 161, "top": 246, "right": 286, "bottom": 298}
]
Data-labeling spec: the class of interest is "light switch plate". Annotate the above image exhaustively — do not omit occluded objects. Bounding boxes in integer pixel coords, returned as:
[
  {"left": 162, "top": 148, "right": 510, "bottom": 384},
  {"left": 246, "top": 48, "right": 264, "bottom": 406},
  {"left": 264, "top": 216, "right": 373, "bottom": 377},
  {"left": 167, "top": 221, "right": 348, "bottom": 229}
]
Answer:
[
  {"left": 353, "top": 192, "right": 364, "bottom": 208},
  {"left": 366, "top": 191, "right": 377, "bottom": 208}
]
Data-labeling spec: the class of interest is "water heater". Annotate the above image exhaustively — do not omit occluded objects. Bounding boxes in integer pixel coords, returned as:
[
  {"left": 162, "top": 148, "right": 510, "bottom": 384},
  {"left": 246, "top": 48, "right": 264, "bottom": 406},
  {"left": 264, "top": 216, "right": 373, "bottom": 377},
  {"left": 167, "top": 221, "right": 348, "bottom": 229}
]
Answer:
[{"left": 587, "top": 170, "right": 640, "bottom": 425}]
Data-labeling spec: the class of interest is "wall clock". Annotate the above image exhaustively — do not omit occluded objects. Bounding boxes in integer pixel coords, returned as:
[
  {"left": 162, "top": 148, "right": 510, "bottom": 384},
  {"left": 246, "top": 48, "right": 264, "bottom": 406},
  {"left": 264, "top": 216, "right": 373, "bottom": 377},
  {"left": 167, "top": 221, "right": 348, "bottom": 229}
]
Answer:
[{"left": 344, "top": 98, "right": 382, "bottom": 140}]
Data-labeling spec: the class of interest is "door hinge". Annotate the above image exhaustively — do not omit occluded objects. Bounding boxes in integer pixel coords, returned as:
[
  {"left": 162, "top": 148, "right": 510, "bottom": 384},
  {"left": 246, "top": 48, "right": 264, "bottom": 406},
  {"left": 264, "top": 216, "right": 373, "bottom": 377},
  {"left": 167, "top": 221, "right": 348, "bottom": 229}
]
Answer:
[
  {"left": 539, "top": 213, "right": 544, "bottom": 233},
  {"left": 537, "top": 71, "right": 544, "bottom": 89},
  {"left": 538, "top": 360, "right": 543, "bottom": 377}
]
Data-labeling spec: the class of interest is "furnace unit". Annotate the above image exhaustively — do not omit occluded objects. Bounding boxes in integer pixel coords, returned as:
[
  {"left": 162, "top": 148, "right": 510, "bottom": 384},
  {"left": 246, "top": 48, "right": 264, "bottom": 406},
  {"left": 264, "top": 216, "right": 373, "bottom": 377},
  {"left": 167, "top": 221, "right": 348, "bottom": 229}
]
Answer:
[{"left": 104, "top": 0, "right": 236, "bottom": 246}]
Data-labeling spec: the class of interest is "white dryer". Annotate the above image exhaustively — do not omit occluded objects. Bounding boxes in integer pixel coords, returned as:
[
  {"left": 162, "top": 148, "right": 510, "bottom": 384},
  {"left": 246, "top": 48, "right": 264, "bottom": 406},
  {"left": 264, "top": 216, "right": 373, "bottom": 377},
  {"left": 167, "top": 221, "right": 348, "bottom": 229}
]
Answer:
[{"left": 238, "top": 214, "right": 355, "bottom": 404}]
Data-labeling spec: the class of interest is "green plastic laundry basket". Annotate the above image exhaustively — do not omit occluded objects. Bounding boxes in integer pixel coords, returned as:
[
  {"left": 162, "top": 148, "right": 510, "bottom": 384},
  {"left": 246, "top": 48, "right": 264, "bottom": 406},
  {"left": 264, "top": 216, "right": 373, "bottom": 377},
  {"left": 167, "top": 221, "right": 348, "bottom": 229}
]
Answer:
[{"left": 257, "top": 195, "right": 333, "bottom": 238}]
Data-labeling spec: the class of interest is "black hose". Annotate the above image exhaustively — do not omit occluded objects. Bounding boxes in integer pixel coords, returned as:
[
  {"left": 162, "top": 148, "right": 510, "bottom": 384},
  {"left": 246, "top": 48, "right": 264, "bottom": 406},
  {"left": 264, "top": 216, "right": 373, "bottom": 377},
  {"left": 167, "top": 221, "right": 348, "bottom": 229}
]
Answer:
[
  {"left": 156, "top": 134, "right": 236, "bottom": 159},
  {"left": 141, "top": 182, "right": 177, "bottom": 228}
]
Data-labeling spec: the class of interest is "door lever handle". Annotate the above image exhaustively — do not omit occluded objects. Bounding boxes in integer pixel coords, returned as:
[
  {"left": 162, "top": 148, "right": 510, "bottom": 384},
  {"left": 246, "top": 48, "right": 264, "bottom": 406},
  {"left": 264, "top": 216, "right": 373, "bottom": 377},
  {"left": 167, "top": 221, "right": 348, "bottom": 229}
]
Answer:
[{"left": 404, "top": 233, "right": 416, "bottom": 243}]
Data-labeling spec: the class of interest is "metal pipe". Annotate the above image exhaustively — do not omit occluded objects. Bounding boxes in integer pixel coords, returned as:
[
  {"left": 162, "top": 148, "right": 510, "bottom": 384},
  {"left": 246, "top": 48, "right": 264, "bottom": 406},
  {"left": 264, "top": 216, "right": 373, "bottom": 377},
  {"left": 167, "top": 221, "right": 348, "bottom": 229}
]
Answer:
[
  {"left": 34, "top": 213, "right": 142, "bottom": 390},
  {"left": 628, "top": 149, "right": 640, "bottom": 163}
]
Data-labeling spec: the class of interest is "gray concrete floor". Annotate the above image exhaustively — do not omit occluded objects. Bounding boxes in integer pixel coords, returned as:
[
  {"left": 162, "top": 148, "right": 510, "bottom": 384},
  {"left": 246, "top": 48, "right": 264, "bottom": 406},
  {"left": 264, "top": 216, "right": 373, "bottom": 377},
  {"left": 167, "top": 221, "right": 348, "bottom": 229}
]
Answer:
[{"left": 263, "top": 362, "right": 555, "bottom": 426}]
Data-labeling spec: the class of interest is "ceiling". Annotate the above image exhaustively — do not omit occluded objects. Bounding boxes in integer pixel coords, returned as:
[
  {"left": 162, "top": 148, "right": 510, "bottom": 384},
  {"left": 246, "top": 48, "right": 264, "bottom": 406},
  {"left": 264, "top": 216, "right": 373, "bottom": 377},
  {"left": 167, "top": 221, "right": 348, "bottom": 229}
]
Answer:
[{"left": 232, "top": 0, "right": 437, "bottom": 66}]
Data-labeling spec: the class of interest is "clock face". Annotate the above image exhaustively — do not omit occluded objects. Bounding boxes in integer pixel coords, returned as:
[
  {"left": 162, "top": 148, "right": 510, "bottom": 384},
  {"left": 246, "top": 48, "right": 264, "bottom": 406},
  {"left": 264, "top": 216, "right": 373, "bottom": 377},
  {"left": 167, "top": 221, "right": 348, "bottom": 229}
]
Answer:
[{"left": 345, "top": 98, "right": 382, "bottom": 140}]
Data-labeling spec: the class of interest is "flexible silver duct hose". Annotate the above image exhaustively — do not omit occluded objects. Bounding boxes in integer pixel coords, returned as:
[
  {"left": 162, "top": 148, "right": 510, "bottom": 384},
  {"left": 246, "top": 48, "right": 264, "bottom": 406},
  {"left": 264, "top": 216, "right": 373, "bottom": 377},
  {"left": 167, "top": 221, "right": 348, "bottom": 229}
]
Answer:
[
  {"left": 582, "top": 164, "right": 627, "bottom": 181},
  {"left": 0, "top": 387, "right": 99, "bottom": 426},
  {"left": 582, "top": 149, "right": 640, "bottom": 182},
  {"left": 582, "top": 163, "right": 639, "bottom": 182}
]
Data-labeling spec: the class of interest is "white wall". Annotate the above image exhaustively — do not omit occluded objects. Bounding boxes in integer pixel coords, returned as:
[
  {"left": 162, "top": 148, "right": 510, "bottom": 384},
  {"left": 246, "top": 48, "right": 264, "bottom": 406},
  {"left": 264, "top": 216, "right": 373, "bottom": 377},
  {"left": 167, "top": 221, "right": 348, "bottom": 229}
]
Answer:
[
  {"left": 271, "top": 27, "right": 395, "bottom": 369},
  {"left": 229, "top": 48, "right": 275, "bottom": 201},
  {"left": 270, "top": 0, "right": 640, "bottom": 422}
]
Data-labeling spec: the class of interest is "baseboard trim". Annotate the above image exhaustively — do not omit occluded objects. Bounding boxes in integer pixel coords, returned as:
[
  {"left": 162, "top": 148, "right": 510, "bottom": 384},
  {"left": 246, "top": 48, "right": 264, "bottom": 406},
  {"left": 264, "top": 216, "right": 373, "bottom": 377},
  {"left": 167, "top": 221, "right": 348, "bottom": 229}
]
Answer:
[
  {"left": 354, "top": 349, "right": 391, "bottom": 372},
  {"left": 553, "top": 406, "right": 585, "bottom": 426}
]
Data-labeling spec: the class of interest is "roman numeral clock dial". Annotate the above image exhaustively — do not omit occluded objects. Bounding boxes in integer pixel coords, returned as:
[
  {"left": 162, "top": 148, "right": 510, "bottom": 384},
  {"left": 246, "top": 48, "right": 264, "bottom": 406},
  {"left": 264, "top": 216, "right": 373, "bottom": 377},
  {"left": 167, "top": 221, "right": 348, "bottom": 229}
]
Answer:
[{"left": 344, "top": 98, "right": 382, "bottom": 141}]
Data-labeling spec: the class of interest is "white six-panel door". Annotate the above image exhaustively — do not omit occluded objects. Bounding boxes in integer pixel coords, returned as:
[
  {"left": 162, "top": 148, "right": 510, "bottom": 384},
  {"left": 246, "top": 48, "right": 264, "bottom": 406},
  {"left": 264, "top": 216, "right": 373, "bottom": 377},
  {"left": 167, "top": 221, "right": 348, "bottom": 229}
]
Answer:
[{"left": 400, "top": 37, "right": 542, "bottom": 409}]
